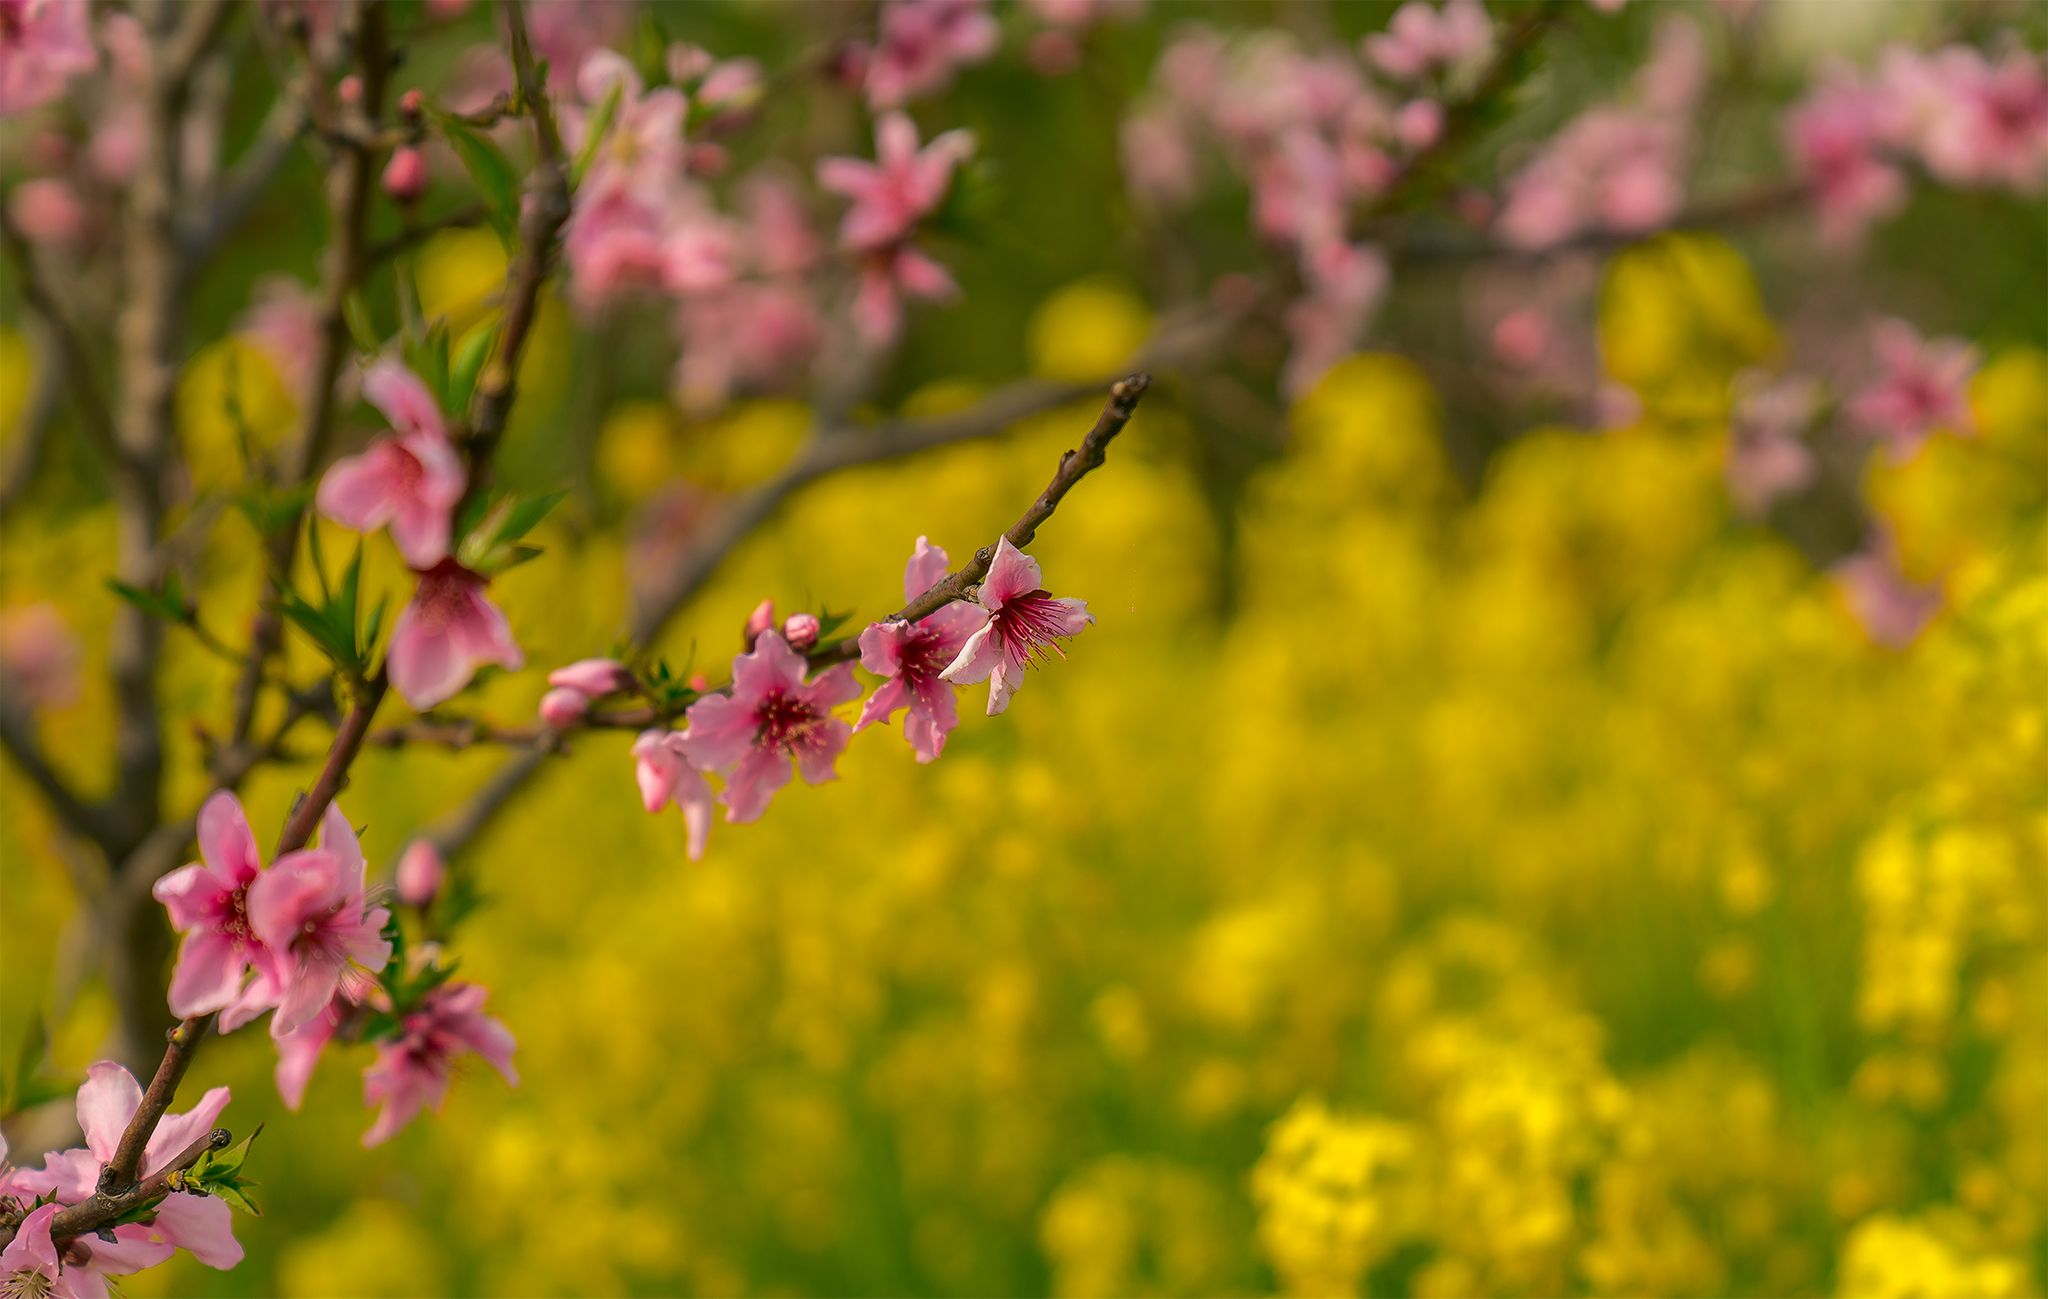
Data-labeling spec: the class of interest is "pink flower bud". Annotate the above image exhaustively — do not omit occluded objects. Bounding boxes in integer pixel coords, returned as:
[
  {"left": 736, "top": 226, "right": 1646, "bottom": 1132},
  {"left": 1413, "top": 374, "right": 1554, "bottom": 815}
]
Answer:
[
  {"left": 742, "top": 598, "right": 776, "bottom": 651},
  {"left": 399, "top": 88, "right": 426, "bottom": 120},
  {"left": 7, "top": 179, "right": 86, "bottom": 247},
  {"left": 687, "top": 673, "right": 710, "bottom": 693},
  {"left": 685, "top": 143, "right": 729, "bottom": 177},
  {"left": 337, "top": 74, "right": 363, "bottom": 106},
  {"left": 396, "top": 840, "right": 445, "bottom": 908},
  {"left": 548, "top": 657, "right": 635, "bottom": 696},
  {"left": 538, "top": 686, "right": 591, "bottom": 728},
  {"left": 1395, "top": 99, "right": 1445, "bottom": 151},
  {"left": 783, "top": 612, "right": 821, "bottom": 652},
  {"left": 382, "top": 146, "right": 428, "bottom": 201}
]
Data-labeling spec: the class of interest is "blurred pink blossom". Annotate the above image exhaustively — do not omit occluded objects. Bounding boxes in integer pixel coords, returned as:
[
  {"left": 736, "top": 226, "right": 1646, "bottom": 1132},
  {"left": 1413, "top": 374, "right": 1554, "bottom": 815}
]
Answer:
[
  {"left": 1724, "top": 370, "right": 1819, "bottom": 517},
  {"left": 0, "top": 0, "right": 95, "bottom": 116},
  {"left": 1497, "top": 16, "right": 1702, "bottom": 249},
  {"left": 783, "top": 612, "right": 822, "bottom": 651},
  {"left": 675, "top": 283, "right": 825, "bottom": 411},
  {"left": 1784, "top": 67, "right": 1907, "bottom": 246},
  {"left": 1363, "top": 0, "right": 1492, "bottom": 85},
  {"left": 317, "top": 359, "right": 465, "bottom": 568},
  {"left": 1832, "top": 532, "right": 1942, "bottom": 649},
  {"left": 678, "top": 632, "right": 862, "bottom": 824},
  {"left": 361, "top": 982, "right": 518, "bottom": 1146},
  {"left": 387, "top": 561, "right": 525, "bottom": 710},
  {"left": 699, "top": 58, "right": 763, "bottom": 112},
  {"left": 852, "top": 243, "right": 961, "bottom": 346},
  {"left": 1848, "top": 318, "right": 1977, "bottom": 460},
  {"left": 0, "top": 600, "right": 82, "bottom": 711},
  {"left": 7, "top": 175, "right": 82, "bottom": 244},
  {"left": 940, "top": 537, "right": 1093, "bottom": 715},
  {"left": 857, "top": 536, "right": 987, "bottom": 762},
  {"left": 865, "top": 0, "right": 999, "bottom": 110},
  {"left": 818, "top": 111, "right": 975, "bottom": 253},
  {"left": 632, "top": 728, "right": 713, "bottom": 860},
  {"left": 527, "top": 0, "right": 629, "bottom": 95},
  {"left": 1491, "top": 307, "right": 1551, "bottom": 370},
  {"left": 1394, "top": 98, "right": 1444, "bottom": 150},
  {"left": 1912, "top": 46, "right": 2048, "bottom": 191},
  {"left": 236, "top": 275, "right": 329, "bottom": 406},
  {"left": 1120, "top": 106, "right": 1199, "bottom": 206}
]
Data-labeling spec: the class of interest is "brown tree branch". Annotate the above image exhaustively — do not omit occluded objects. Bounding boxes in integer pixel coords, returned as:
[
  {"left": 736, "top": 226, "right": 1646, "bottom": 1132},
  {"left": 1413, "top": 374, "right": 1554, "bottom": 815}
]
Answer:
[
  {"left": 416, "top": 734, "right": 560, "bottom": 859},
  {"left": 39, "top": 1127, "right": 233, "bottom": 1251},
  {"left": 0, "top": 707, "right": 121, "bottom": 853},
  {"left": 101, "top": 1015, "right": 215, "bottom": 1190}
]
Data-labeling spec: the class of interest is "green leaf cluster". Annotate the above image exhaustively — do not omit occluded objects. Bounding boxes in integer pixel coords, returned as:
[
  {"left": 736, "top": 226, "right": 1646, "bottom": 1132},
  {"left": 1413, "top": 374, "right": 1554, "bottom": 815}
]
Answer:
[{"left": 274, "top": 528, "right": 385, "bottom": 680}]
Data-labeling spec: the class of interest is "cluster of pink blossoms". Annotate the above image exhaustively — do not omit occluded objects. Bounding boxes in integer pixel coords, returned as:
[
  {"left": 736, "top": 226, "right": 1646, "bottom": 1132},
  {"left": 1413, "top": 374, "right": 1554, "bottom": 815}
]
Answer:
[
  {"left": 1, "top": 1065, "right": 242, "bottom": 1295},
  {"left": 559, "top": 31, "right": 976, "bottom": 407},
  {"left": 1495, "top": 14, "right": 1706, "bottom": 249},
  {"left": 619, "top": 536, "right": 1092, "bottom": 857},
  {"left": 858, "top": 0, "right": 999, "bottom": 111},
  {"left": 1122, "top": 8, "right": 1490, "bottom": 395},
  {"left": 1786, "top": 43, "right": 2048, "bottom": 246},
  {"left": 147, "top": 790, "right": 516, "bottom": 1146},
  {"left": 317, "top": 359, "right": 522, "bottom": 711},
  {"left": 3, "top": 9, "right": 156, "bottom": 252}
]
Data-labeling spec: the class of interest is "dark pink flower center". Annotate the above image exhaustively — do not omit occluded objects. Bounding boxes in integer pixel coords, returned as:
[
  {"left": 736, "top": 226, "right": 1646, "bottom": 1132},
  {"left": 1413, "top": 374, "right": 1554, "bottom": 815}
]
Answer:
[
  {"left": 391, "top": 442, "right": 425, "bottom": 493},
  {"left": 898, "top": 626, "right": 959, "bottom": 682},
  {"left": 219, "top": 883, "right": 255, "bottom": 943},
  {"left": 412, "top": 560, "right": 484, "bottom": 631},
  {"left": 753, "top": 689, "right": 825, "bottom": 752},
  {"left": 991, "top": 590, "right": 1076, "bottom": 666}
]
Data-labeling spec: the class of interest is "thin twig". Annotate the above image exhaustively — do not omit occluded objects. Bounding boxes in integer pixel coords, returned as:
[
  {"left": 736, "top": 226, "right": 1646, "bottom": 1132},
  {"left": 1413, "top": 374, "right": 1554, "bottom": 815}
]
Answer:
[
  {"left": 0, "top": 706, "right": 121, "bottom": 854},
  {"left": 366, "top": 201, "right": 489, "bottom": 266},
  {"left": 275, "top": 671, "right": 389, "bottom": 856},
  {"left": 808, "top": 375, "right": 1152, "bottom": 668},
  {"left": 44, "top": 1127, "right": 232, "bottom": 1250}
]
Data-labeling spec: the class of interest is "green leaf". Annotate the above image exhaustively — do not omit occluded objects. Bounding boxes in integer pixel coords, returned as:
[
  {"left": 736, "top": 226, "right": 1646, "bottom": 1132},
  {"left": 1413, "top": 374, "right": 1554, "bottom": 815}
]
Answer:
[
  {"left": 107, "top": 578, "right": 188, "bottom": 624},
  {"left": 8, "top": 1014, "right": 45, "bottom": 1111},
  {"left": 186, "top": 1124, "right": 265, "bottom": 1218},
  {"left": 570, "top": 81, "right": 623, "bottom": 190},
  {"left": 235, "top": 482, "right": 315, "bottom": 537},
  {"left": 498, "top": 490, "right": 565, "bottom": 542},
  {"left": 449, "top": 318, "right": 502, "bottom": 415},
  {"left": 443, "top": 123, "right": 519, "bottom": 240},
  {"left": 815, "top": 606, "right": 856, "bottom": 640},
  {"left": 404, "top": 321, "right": 452, "bottom": 416},
  {"left": 341, "top": 289, "right": 380, "bottom": 354}
]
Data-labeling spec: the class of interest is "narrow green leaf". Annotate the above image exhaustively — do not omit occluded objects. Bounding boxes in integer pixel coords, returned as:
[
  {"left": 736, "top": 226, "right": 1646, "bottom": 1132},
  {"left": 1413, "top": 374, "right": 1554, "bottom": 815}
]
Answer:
[
  {"left": 106, "top": 579, "right": 186, "bottom": 624},
  {"left": 570, "top": 81, "right": 623, "bottom": 190},
  {"left": 11, "top": 1014, "right": 46, "bottom": 1110},
  {"left": 442, "top": 123, "right": 519, "bottom": 238},
  {"left": 341, "top": 289, "right": 380, "bottom": 354},
  {"left": 449, "top": 318, "right": 502, "bottom": 416},
  {"left": 498, "top": 490, "right": 566, "bottom": 543}
]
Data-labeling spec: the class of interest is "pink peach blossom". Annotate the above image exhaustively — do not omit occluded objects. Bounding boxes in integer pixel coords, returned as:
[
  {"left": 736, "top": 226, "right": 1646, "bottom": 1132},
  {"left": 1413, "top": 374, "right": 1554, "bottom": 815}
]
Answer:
[
  {"left": 631, "top": 728, "right": 713, "bottom": 861},
  {"left": 1848, "top": 318, "right": 1977, "bottom": 461},
  {"left": 1725, "top": 371, "right": 1819, "bottom": 517},
  {"left": 0, "top": 600, "right": 82, "bottom": 711},
  {"left": 856, "top": 536, "right": 987, "bottom": 762},
  {"left": 1832, "top": 534, "right": 1942, "bottom": 650},
  {"left": 387, "top": 561, "right": 525, "bottom": 710},
  {"left": 743, "top": 598, "right": 777, "bottom": 651},
  {"left": 851, "top": 244, "right": 960, "bottom": 347},
  {"left": 361, "top": 982, "right": 518, "bottom": 1147},
  {"left": 1784, "top": 68, "right": 1907, "bottom": 246},
  {"left": 394, "top": 839, "right": 445, "bottom": 908},
  {"left": 8, "top": 1062, "right": 244, "bottom": 1273},
  {"left": 677, "top": 633, "right": 862, "bottom": 824},
  {"left": 865, "top": 0, "right": 999, "bottom": 110},
  {"left": 674, "top": 282, "right": 825, "bottom": 411},
  {"left": 273, "top": 996, "right": 347, "bottom": 1111},
  {"left": 1915, "top": 46, "right": 2048, "bottom": 192},
  {"left": 152, "top": 791, "right": 292, "bottom": 1030},
  {"left": 316, "top": 359, "right": 465, "bottom": 568},
  {"left": 1363, "top": 0, "right": 1492, "bottom": 84},
  {"left": 236, "top": 275, "right": 331, "bottom": 408},
  {"left": 0, "top": 0, "right": 95, "bottom": 116},
  {"left": 0, "top": 1200, "right": 179, "bottom": 1298},
  {"left": 818, "top": 112, "right": 976, "bottom": 253},
  {"left": 940, "top": 537, "right": 1093, "bottom": 715},
  {"left": 247, "top": 801, "right": 393, "bottom": 1036}
]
